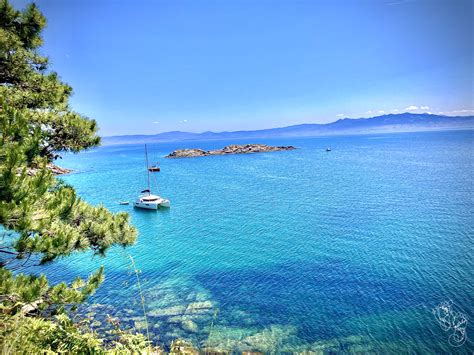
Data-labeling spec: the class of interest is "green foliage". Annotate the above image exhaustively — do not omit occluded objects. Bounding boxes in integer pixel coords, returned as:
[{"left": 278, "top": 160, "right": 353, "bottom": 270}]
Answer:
[
  {"left": 106, "top": 316, "right": 156, "bottom": 354},
  {"left": 0, "top": 0, "right": 100, "bottom": 160},
  {"left": 169, "top": 339, "right": 199, "bottom": 355},
  {"left": 1, "top": 313, "right": 105, "bottom": 354},
  {"left": 0, "top": 267, "right": 104, "bottom": 315},
  {"left": 0, "top": 102, "right": 137, "bottom": 265},
  {"left": 0, "top": 312, "right": 161, "bottom": 354},
  {"left": 0, "top": 0, "right": 143, "bottom": 352}
]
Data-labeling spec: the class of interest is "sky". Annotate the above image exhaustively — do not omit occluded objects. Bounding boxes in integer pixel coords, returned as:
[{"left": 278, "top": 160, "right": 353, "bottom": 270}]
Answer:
[{"left": 12, "top": 0, "right": 474, "bottom": 136}]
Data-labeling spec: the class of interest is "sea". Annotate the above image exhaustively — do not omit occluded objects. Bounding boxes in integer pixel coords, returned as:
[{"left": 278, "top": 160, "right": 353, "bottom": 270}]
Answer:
[{"left": 23, "top": 130, "right": 474, "bottom": 353}]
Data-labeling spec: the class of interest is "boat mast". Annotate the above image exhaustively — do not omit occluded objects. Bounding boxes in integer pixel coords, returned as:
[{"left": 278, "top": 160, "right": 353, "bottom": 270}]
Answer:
[{"left": 145, "top": 144, "right": 150, "bottom": 191}]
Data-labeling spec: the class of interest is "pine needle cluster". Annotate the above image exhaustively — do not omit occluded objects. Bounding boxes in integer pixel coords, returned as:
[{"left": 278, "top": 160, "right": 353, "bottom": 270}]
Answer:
[{"left": 0, "top": 1, "right": 149, "bottom": 352}]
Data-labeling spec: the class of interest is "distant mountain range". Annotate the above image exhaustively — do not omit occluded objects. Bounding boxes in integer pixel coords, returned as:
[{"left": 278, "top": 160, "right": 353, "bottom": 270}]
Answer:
[{"left": 102, "top": 113, "right": 474, "bottom": 145}]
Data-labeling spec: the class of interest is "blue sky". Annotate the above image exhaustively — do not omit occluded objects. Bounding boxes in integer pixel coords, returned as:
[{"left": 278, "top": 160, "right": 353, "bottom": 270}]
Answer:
[{"left": 13, "top": 0, "right": 474, "bottom": 135}]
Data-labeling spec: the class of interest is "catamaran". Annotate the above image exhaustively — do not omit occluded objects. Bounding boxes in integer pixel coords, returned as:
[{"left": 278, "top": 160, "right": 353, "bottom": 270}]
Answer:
[{"left": 134, "top": 144, "right": 170, "bottom": 209}]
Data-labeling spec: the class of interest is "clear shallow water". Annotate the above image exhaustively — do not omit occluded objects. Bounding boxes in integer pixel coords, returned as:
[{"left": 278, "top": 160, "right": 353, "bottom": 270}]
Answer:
[{"left": 25, "top": 131, "right": 474, "bottom": 352}]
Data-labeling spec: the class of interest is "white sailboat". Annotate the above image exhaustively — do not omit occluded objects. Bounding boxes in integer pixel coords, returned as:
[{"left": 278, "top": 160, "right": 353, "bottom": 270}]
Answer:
[{"left": 134, "top": 144, "right": 170, "bottom": 209}]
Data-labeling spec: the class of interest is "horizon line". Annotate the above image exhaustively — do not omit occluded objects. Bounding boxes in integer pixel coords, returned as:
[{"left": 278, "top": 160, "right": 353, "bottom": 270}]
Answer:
[{"left": 102, "top": 111, "right": 473, "bottom": 138}]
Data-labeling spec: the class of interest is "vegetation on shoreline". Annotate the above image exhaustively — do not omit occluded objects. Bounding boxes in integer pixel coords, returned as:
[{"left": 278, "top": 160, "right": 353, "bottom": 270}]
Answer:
[{"left": 0, "top": 1, "right": 159, "bottom": 352}]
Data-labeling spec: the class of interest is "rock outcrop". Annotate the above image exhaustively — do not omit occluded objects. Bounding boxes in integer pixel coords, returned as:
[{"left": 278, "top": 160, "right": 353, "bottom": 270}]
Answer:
[
  {"left": 47, "top": 163, "right": 72, "bottom": 175},
  {"left": 166, "top": 144, "right": 296, "bottom": 158},
  {"left": 26, "top": 163, "right": 72, "bottom": 176}
]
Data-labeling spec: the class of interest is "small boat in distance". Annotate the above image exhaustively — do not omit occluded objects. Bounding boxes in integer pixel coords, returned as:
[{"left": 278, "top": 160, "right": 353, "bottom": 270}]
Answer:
[
  {"left": 148, "top": 165, "right": 160, "bottom": 172},
  {"left": 134, "top": 144, "right": 170, "bottom": 210},
  {"left": 119, "top": 201, "right": 129, "bottom": 205},
  {"left": 326, "top": 147, "right": 332, "bottom": 152}
]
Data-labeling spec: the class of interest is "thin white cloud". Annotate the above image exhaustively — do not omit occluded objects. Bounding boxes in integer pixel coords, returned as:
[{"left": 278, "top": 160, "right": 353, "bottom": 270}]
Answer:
[
  {"left": 179, "top": 119, "right": 188, "bottom": 123},
  {"left": 452, "top": 109, "right": 474, "bottom": 113},
  {"left": 436, "top": 109, "right": 473, "bottom": 115},
  {"left": 336, "top": 113, "right": 345, "bottom": 117},
  {"left": 420, "top": 106, "right": 429, "bottom": 110},
  {"left": 405, "top": 105, "right": 418, "bottom": 111},
  {"left": 378, "top": 110, "right": 385, "bottom": 114},
  {"left": 391, "top": 109, "right": 399, "bottom": 112},
  {"left": 153, "top": 121, "right": 159, "bottom": 124},
  {"left": 366, "top": 110, "right": 373, "bottom": 114}
]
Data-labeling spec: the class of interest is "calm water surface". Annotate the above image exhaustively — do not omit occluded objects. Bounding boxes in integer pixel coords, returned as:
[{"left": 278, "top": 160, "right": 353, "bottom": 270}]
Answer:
[{"left": 30, "top": 131, "right": 474, "bottom": 352}]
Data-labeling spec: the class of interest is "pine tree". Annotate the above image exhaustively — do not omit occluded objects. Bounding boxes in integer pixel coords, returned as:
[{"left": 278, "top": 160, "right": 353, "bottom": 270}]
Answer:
[
  {"left": 0, "top": 1, "right": 141, "bottom": 351},
  {"left": 0, "top": 0, "right": 100, "bottom": 160}
]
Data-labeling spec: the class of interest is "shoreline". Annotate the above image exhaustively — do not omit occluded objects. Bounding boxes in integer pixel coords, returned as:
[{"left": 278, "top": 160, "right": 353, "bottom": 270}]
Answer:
[{"left": 27, "top": 163, "right": 73, "bottom": 176}]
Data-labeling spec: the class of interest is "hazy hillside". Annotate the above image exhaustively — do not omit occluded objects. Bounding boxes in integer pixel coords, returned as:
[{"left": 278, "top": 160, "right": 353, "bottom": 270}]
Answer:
[{"left": 102, "top": 113, "right": 474, "bottom": 145}]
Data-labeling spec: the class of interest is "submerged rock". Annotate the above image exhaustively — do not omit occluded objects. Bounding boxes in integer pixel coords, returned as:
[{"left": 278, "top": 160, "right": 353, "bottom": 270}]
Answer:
[
  {"left": 181, "top": 319, "right": 199, "bottom": 333},
  {"left": 148, "top": 305, "right": 187, "bottom": 317},
  {"left": 166, "top": 144, "right": 296, "bottom": 158},
  {"left": 185, "top": 301, "right": 213, "bottom": 315}
]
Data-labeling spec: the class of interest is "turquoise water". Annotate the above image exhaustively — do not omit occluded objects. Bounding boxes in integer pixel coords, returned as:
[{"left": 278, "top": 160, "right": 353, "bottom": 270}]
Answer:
[{"left": 28, "top": 131, "right": 474, "bottom": 352}]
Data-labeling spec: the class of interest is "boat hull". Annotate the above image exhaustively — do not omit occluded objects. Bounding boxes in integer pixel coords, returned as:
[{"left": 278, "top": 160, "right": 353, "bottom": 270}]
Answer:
[
  {"left": 133, "top": 201, "right": 159, "bottom": 210},
  {"left": 133, "top": 198, "right": 170, "bottom": 209},
  {"left": 159, "top": 199, "right": 171, "bottom": 208}
]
